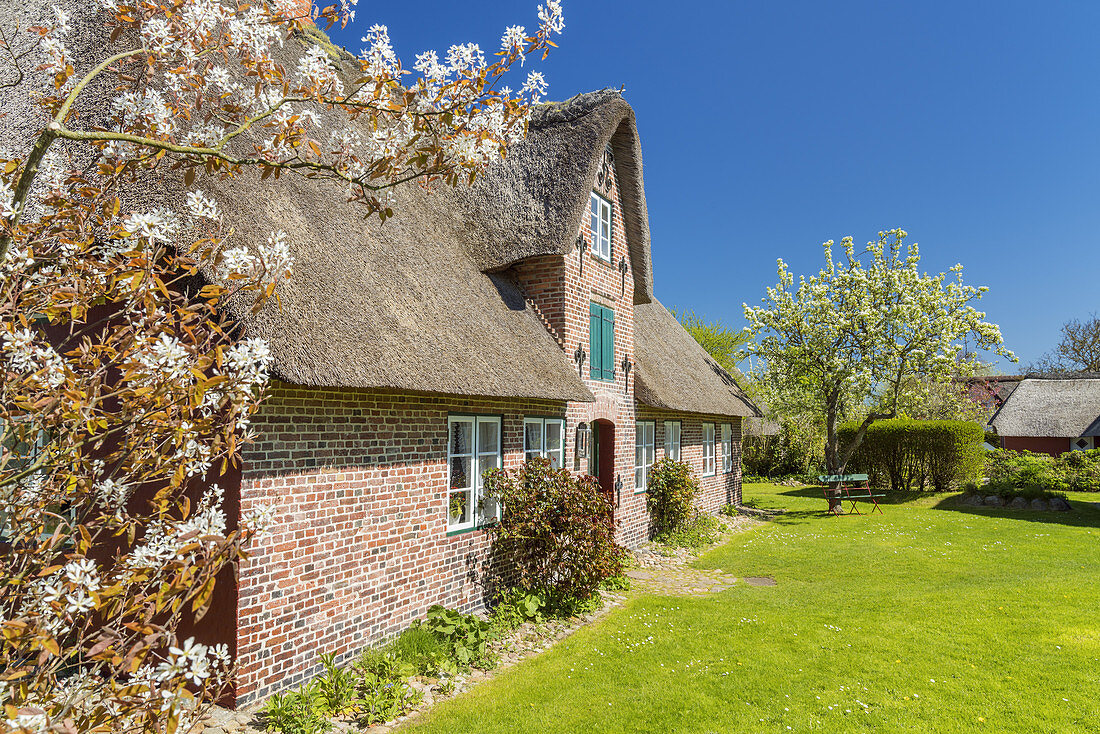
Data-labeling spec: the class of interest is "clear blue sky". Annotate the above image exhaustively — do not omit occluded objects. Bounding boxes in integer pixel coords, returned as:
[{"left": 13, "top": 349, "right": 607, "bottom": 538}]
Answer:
[{"left": 326, "top": 1, "right": 1100, "bottom": 372}]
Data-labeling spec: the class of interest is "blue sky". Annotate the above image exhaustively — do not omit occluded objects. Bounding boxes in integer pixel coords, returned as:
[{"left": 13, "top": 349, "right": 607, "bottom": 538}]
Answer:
[{"left": 327, "top": 1, "right": 1100, "bottom": 371}]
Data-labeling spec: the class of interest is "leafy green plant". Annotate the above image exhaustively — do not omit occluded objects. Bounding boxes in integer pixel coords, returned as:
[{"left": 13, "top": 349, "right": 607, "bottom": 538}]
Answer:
[
  {"left": 484, "top": 458, "right": 626, "bottom": 608},
  {"left": 310, "top": 653, "right": 359, "bottom": 717},
  {"left": 599, "top": 574, "right": 631, "bottom": 591},
  {"left": 355, "top": 669, "right": 422, "bottom": 726},
  {"left": 390, "top": 623, "right": 451, "bottom": 676},
  {"left": 720, "top": 503, "right": 741, "bottom": 516},
  {"left": 425, "top": 605, "right": 494, "bottom": 669},
  {"left": 262, "top": 688, "right": 331, "bottom": 734},
  {"left": 490, "top": 588, "right": 547, "bottom": 633},
  {"left": 646, "top": 458, "right": 699, "bottom": 535},
  {"left": 655, "top": 514, "right": 723, "bottom": 549}
]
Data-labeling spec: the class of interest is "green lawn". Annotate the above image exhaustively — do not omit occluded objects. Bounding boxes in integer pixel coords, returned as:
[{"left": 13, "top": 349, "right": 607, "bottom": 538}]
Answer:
[{"left": 403, "top": 484, "right": 1100, "bottom": 733}]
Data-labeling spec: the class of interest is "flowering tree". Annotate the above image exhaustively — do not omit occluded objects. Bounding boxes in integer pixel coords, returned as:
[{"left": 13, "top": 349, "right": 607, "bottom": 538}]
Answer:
[
  {"left": 0, "top": 0, "right": 564, "bottom": 731},
  {"left": 743, "top": 229, "right": 1014, "bottom": 477}
]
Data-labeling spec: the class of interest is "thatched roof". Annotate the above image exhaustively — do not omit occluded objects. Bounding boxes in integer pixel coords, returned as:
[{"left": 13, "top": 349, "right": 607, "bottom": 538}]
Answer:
[
  {"left": 633, "top": 300, "right": 760, "bottom": 418},
  {"left": 458, "top": 90, "right": 653, "bottom": 304},
  {"left": 989, "top": 378, "right": 1100, "bottom": 437},
  {"left": 743, "top": 417, "right": 781, "bottom": 437}
]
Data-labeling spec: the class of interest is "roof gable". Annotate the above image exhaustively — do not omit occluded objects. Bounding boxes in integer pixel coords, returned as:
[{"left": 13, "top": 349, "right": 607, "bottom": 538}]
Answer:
[{"left": 455, "top": 90, "right": 653, "bottom": 304}]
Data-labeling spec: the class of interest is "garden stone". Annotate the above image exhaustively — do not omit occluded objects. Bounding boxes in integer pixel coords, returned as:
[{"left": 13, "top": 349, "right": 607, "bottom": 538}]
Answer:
[
  {"left": 964, "top": 494, "right": 986, "bottom": 507},
  {"left": 984, "top": 495, "right": 1004, "bottom": 507},
  {"left": 1008, "top": 496, "right": 1029, "bottom": 509},
  {"left": 1050, "top": 497, "right": 1072, "bottom": 511},
  {"left": 1030, "top": 498, "right": 1049, "bottom": 511}
]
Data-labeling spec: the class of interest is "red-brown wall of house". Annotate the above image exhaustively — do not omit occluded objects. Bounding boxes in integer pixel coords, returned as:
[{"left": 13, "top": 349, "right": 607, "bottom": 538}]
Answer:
[{"left": 1001, "top": 436, "right": 1073, "bottom": 456}]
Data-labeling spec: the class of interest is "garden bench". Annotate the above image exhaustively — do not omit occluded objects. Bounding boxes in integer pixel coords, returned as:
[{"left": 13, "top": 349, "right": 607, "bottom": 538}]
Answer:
[{"left": 817, "top": 474, "right": 885, "bottom": 516}]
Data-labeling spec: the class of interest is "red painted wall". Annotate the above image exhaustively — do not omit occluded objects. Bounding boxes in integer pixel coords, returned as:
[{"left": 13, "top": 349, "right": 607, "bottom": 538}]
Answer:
[{"left": 1001, "top": 436, "right": 1072, "bottom": 456}]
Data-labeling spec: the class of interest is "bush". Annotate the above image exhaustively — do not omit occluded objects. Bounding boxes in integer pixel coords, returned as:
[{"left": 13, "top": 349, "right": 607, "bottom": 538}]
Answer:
[
  {"left": 840, "top": 419, "right": 983, "bottom": 491},
  {"left": 981, "top": 448, "right": 1100, "bottom": 493},
  {"left": 646, "top": 458, "right": 699, "bottom": 535},
  {"left": 484, "top": 458, "right": 626, "bottom": 607}
]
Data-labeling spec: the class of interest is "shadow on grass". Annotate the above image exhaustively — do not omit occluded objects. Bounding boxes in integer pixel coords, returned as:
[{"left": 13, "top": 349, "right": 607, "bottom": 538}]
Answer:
[
  {"left": 772, "top": 484, "right": 942, "bottom": 506},
  {"left": 931, "top": 495, "right": 1100, "bottom": 528}
]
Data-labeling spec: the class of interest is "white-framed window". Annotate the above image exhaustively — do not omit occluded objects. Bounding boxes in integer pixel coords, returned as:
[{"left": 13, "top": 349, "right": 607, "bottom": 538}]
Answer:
[
  {"left": 589, "top": 191, "right": 612, "bottom": 261},
  {"left": 524, "top": 417, "right": 565, "bottom": 469},
  {"left": 447, "top": 415, "right": 502, "bottom": 532},
  {"left": 722, "top": 423, "right": 733, "bottom": 473},
  {"left": 663, "top": 420, "right": 681, "bottom": 462},
  {"left": 702, "top": 422, "right": 716, "bottom": 476},
  {"left": 635, "top": 421, "right": 655, "bottom": 493}
]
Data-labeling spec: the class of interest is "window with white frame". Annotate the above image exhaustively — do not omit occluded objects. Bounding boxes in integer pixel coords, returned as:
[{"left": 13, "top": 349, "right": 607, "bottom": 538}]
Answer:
[
  {"left": 702, "top": 422, "right": 716, "bottom": 476},
  {"left": 663, "top": 420, "right": 681, "bottom": 462},
  {"left": 447, "top": 415, "right": 502, "bottom": 532},
  {"left": 722, "top": 423, "right": 733, "bottom": 473},
  {"left": 635, "top": 421, "right": 655, "bottom": 492},
  {"left": 589, "top": 192, "right": 612, "bottom": 261},
  {"left": 524, "top": 417, "right": 565, "bottom": 469}
]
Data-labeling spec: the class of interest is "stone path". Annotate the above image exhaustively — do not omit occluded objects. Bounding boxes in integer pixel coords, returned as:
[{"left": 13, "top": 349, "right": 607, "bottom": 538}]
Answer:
[{"left": 626, "top": 566, "right": 740, "bottom": 596}]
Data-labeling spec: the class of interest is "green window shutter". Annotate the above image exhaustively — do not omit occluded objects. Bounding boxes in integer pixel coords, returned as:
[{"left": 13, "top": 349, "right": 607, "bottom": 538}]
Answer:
[
  {"left": 601, "top": 307, "right": 615, "bottom": 381},
  {"left": 589, "top": 302, "right": 601, "bottom": 379}
]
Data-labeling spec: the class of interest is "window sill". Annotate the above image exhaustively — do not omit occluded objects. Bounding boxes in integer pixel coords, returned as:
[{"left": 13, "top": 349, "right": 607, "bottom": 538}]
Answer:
[
  {"left": 633, "top": 488, "right": 647, "bottom": 495},
  {"left": 446, "top": 520, "right": 498, "bottom": 537}
]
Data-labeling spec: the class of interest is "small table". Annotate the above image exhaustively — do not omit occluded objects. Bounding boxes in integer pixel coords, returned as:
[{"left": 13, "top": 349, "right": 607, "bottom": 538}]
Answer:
[{"left": 817, "top": 474, "right": 884, "bottom": 516}]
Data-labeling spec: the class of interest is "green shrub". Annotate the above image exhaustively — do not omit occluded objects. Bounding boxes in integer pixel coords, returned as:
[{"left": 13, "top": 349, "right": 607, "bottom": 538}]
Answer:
[
  {"left": 980, "top": 448, "right": 1100, "bottom": 493},
  {"left": 424, "top": 604, "right": 494, "bottom": 670},
  {"left": 484, "top": 458, "right": 626, "bottom": 607},
  {"left": 840, "top": 419, "right": 983, "bottom": 491},
  {"left": 646, "top": 458, "right": 699, "bottom": 535},
  {"left": 600, "top": 574, "right": 631, "bottom": 591}
]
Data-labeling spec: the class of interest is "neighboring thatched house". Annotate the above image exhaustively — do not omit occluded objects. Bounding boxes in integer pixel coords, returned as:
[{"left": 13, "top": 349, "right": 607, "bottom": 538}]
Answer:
[
  {"left": 955, "top": 374, "right": 1024, "bottom": 411},
  {"left": 989, "top": 377, "right": 1100, "bottom": 454}
]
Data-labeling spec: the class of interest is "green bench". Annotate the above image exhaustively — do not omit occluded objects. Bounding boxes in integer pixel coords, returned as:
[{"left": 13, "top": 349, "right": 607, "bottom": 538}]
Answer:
[{"left": 817, "top": 474, "right": 885, "bottom": 516}]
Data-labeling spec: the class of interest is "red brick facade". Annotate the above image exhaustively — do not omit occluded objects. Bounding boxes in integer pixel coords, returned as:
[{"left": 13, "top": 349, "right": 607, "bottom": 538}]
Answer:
[{"left": 228, "top": 149, "right": 747, "bottom": 705}]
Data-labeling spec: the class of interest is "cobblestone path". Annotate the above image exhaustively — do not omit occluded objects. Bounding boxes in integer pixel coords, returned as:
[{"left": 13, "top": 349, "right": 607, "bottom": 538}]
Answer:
[{"left": 625, "top": 566, "right": 741, "bottom": 596}]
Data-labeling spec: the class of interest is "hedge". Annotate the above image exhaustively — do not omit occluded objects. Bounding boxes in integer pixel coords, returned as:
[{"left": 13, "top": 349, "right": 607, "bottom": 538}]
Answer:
[{"left": 839, "top": 419, "right": 983, "bottom": 492}]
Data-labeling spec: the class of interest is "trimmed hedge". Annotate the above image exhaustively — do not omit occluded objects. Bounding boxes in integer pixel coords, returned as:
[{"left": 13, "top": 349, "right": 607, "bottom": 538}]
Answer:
[{"left": 839, "top": 419, "right": 983, "bottom": 492}]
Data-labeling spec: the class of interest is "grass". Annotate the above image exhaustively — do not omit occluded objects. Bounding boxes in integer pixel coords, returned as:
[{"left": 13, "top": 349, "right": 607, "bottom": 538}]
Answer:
[{"left": 402, "top": 484, "right": 1100, "bottom": 733}]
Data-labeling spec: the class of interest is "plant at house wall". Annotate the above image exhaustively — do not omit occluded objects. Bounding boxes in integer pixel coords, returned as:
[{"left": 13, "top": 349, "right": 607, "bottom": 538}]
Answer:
[
  {"left": 646, "top": 458, "right": 699, "bottom": 535},
  {"left": 0, "top": 0, "right": 566, "bottom": 728},
  {"left": 484, "top": 457, "right": 626, "bottom": 610},
  {"left": 424, "top": 604, "right": 495, "bottom": 670}
]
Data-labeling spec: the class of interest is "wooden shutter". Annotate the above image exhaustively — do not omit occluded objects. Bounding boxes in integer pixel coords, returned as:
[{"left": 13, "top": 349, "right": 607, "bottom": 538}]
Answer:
[
  {"left": 601, "top": 306, "right": 615, "bottom": 381},
  {"left": 589, "top": 302, "right": 601, "bottom": 379}
]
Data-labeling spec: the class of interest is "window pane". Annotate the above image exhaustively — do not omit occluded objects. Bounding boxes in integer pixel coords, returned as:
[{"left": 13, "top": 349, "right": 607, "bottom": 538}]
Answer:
[
  {"left": 450, "top": 419, "right": 473, "bottom": 456},
  {"left": 478, "top": 452, "right": 500, "bottom": 479},
  {"left": 480, "top": 493, "right": 500, "bottom": 522},
  {"left": 635, "top": 467, "right": 644, "bottom": 489},
  {"left": 449, "top": 455, "right": 472, "bottom": 490},
  {"left": 448, "top": 490, "right": 471, "bottom": 526},
  {"left": 635, "top": 442, "right": 643, "bottom": 466},
  {"left": 478, "top": 419, "right": 500, "bottom": 454},
  {"left": 545, "top": 421, "right": 562, "bottom": 453},
  {"left": 646, "top": 442, "right": 655, "bottom": 466},
  {"left": 525, "top": 421, "right": 542, "bottom": 455},
  {"left": 551, "top": 447, "right": 564, "bottom": 470}
]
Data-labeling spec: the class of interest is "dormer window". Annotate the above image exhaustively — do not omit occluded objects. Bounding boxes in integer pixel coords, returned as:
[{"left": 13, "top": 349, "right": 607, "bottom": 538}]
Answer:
[{"left": 589, "top": 192, "right": 612, "bottom": 262}]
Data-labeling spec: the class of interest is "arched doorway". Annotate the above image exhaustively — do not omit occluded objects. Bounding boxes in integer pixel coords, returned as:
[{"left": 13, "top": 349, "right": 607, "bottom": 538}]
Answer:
[{"left": 590, "top": 419, "right": 616, "bottom": 514}]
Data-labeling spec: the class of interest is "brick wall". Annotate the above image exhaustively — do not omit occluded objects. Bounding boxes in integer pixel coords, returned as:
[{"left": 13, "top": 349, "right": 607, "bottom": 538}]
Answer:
[
  {"left": 232, "top": 149, "right": 747, "bottom": 705},
  {"left": 235, "top": 385, "right": 567, "bottom": 705}
]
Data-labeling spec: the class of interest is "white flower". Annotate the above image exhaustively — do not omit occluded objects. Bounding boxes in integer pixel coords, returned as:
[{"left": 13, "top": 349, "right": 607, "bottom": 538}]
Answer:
[
  {"left": 521, "top": 71, "right": 548, "bottom": 103},
  {"left": 123, "top": 208, "right": 180, "bottom": 245},
  {"left": 185, "top": 190, "right": 220, "bottom": 221},
  {"left": 500, "top": 25, "right": 527, "bottom": 64},
  {"left": 135, "top": 333, "right": 192, "bottom": 384},
  {"left": 538, "top": 0, "right": 565, "bottom": 35}
]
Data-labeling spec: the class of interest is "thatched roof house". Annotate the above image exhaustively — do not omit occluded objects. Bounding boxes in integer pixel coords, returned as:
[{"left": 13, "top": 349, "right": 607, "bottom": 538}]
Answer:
[
  {"left": 989, "top": 377, "right": 1100, "bottom": 454},
  {"left": 5, "top": 0, "right": 761, "bottom": 706}
]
